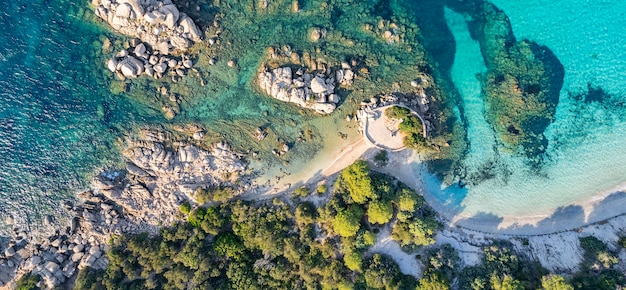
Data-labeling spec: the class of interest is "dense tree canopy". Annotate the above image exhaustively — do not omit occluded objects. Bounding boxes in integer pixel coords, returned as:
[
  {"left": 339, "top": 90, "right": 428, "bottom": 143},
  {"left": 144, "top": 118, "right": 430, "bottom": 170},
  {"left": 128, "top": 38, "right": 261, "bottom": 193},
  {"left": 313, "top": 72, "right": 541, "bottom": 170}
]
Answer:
[
  {"left": 367, "top": 200, "right": 393, "bottom": 225},
  {"left": 333, "top": 206, "right": 363, "bottom": 237},
  {"left": 340, "top": 160, "right": 376, "bottom": 204}
]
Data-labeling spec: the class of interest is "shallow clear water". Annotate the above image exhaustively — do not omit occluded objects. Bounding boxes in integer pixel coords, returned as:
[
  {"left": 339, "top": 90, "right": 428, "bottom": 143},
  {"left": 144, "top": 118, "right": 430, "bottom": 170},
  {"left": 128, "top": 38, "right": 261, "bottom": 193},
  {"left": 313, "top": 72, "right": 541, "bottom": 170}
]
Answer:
[
  {"left": 2, "top": 0, "right": 626, "bottom": 235},
  {"left": 422, "top": 1, "right": 626, "bottom": 224}
]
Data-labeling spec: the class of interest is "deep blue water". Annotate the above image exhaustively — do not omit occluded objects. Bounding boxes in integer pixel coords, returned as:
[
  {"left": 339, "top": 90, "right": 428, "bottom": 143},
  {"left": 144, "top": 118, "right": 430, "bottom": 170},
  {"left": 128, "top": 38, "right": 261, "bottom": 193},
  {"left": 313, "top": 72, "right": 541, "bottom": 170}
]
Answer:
[{"left": 0, "top": 0, "right": 158, "bottom": 230}]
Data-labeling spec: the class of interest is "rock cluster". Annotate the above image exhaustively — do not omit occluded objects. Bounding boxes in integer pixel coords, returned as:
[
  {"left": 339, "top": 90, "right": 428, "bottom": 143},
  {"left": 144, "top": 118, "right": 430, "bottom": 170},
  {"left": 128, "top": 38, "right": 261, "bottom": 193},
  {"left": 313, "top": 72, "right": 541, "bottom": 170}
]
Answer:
[
  {"left": 106, "top": 41, "right": 195, "bottom": 79},
  {"left": 94, "top": 0, "right": 202, "bottom": 54},
  {"left": 0, "top": 128, "right": 248, "bottom": 288},
  {"left": 0, "top": 223, "right": 108, "bottom": 288},
  {"left": 94, "top": 129, "right": 247, "bottom": 225},
  {"left": 258, "top": 65, "right": 354, "bottom": 114}
]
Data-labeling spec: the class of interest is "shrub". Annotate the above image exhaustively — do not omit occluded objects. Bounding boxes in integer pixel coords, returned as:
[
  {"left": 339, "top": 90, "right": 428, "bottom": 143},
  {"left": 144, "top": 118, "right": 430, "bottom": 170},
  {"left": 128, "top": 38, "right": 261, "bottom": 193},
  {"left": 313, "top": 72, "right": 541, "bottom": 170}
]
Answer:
[
  {"left": 374, "top": 150, "right": 388, "bottom": 166},
  {"left": 340, "top": 160, "right": 375, "bottom": 204},
  {"left": 541, "top": 274, "right": 573, "bottom": 290},
  {"left": 344, "top": 251, "right": 363, "bottom": 272},
  {"left": 316, "top": 184, "right": 327, "bottom": 195},
  {"left": 15, "top": 273, "right": 41, "bottom": 290},
  {"left": 367, "top": 200, "right": 393, "bottom": 225},
  {"left": 333, "top": 206, "right": 363, "bottom": 237},
  {"left": 179, "top": 201, "right": 191, "bottom": 214},
  {"left": 293, "top": 186, "right": 310, "bottom": 197}
]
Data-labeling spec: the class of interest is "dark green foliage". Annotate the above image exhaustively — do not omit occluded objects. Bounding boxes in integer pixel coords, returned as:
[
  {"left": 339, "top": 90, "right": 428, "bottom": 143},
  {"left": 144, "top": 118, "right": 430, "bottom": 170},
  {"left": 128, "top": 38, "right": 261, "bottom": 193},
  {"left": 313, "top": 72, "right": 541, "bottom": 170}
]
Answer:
[
  {"left": 74, "top": 268, "right": 106, "bottom": 290},
  {"left": 459, "top": 242, "right": 547, "bottom": 290},
  {"left": 340, "top": 160, "right": 376, "bottom": 204},
  {"left": 15, "top": 273, "right": 41, "bottom": 290},
  {"left": 363, "top": 254, "right": 415, "bottom": 289},
  {"left": 293, "top": 186, "right": 310, "bottom": 198},
  {"left": 422, "top": 244, "right": 460, "bottom": 284},
  {"left": 213, "top": 232, "right": 246, "bottom": 260},
  {"left": 195, "top": 186, "right": 237, "bottom": 204},
  {"left": 579, "top": 236, "right": 607, "bottom": 255},
  {"left": 294, "top": 201, "right": 317, "bottom": 229},
  {"left": 374, "top": 150, "right": 388, "bottom": 166},
  {"left": 187, "top": 207, "right": 206, "bottom": 227},
  {"left": 179, "top": 201, "right": 191, "bottom": 214},
  {"left": 418, "top": 272, "right": 450, "bottom": 290},
  {"left": 572, "top": 236, "right": 625, "bottom": 290},
  {"left": 618, "top": 236, "right": 626, "bottom": 248},
  {"left": 200, "top": 205, "right": 229, "bottom": 235},
  {"left": 230, "top": 200, "right": 292, "bottom": 256},
  {"left": 385, "top": 106, "right": 427, "bottom": 150}
]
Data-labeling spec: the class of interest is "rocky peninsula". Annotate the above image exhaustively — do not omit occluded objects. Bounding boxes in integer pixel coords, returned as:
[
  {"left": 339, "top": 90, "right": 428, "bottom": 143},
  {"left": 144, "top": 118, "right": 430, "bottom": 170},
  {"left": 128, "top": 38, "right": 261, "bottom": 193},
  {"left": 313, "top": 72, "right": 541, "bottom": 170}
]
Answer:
[{"left": 0, "top": 128, "right": 247, "bottom": 288}]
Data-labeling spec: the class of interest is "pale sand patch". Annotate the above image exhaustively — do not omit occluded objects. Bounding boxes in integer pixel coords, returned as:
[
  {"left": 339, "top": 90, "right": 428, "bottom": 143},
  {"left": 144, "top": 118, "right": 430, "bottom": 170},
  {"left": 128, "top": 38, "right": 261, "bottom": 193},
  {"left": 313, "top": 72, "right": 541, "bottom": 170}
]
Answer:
[{"left": 367, "top": 225, "right": 422, "bottom": 277}]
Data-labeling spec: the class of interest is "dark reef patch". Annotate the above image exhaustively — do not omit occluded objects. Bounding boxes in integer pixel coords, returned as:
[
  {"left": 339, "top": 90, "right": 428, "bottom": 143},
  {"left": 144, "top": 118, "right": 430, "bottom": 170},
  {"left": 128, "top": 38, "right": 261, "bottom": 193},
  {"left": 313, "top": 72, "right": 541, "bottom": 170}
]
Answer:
[{"left": 446, "top": 0, "right": 564, "bottom": 168}]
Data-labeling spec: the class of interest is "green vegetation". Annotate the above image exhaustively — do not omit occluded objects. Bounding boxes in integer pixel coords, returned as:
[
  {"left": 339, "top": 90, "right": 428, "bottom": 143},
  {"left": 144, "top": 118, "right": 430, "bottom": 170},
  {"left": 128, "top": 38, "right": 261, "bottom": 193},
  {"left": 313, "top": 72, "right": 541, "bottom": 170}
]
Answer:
[
  {"left": 316, "top": 184, "right": 327, "bottom": 195},
  {"left": 385, "top": 106, "right": 428, "bottom": 150},
  {"left": 71, "top": 161, "right": 626, "bottom": 290},
  {"left": 179, "top": 201, "right": 191, "bottom": 214},
  {"left": 74, "top": 160, "right": 446, "bottom": 289},
  {"left": 332, "top": 206, "right": 364, "bottom": 237},
  {"left": 459, "top": 242, "right": 547, "bottom": 290},
  {"left": 293, "top": 186, "right": 310, "bottom": 198},
  {"left": 541, "top": 274, "right": 573, "bottom": 290},
  {"left": 572, "top": 236, "right": 624, "bottom": 289},
  {"left": 339, "top": 160, "right": 376, "bottom": 204},
  {"left": 15, "top": 273, "right": 41, "bottom": 290},
  {"left": 374, "top": 150, "right": 389, "bottom": 167},
  {"left": 367, "top": 200, "right": 393, "bottom": 225},
  {"left": 194, "top": 186, "right": 237, "bottom": 204}
]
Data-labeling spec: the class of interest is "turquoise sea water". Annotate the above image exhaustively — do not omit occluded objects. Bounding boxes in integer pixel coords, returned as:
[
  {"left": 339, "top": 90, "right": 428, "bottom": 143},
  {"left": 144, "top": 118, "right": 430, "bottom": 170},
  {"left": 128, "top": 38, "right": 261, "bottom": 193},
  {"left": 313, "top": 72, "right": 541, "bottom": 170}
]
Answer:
[
  {"left": 421, "top": 1, "right": 626, "bottom": 228},
  {"left": 2, "top": 0, "right": 626, "bottom": 235},
  {"left": 0, "top": 0, "right": 143, "bottom": 231}
]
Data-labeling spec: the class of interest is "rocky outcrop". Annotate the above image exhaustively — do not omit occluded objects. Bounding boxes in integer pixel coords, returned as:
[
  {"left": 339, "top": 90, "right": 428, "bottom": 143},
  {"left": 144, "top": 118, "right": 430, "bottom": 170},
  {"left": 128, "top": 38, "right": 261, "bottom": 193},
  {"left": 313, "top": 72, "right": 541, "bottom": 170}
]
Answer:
[
  {"left": 258, "top": 65, "right": 354, "bottom": 114},
  {"left": 106, "top": 41, "right": 196, "bottom": 79},
  {"left": 0, "top": 129, "right": 248, "bottom": 288},
  {"left": 92, "top": 129, "right": 247, "bottom": 227},
  {"left": 94, "top": 0, "right": 202, "bottom": 55},
  {"left": 0, "top": 220, "right": 109, "bottom": 289}
]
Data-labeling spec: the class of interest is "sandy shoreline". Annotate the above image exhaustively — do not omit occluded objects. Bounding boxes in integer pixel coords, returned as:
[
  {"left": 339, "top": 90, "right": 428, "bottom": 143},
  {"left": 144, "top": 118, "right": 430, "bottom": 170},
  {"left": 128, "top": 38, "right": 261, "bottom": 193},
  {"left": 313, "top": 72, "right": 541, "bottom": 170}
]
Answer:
[
  {"left": 375, "top": 149, "right": 626, "bottom": 236},
  {"left": 250, "top": 109, "right": 626, "bottom": 237}
]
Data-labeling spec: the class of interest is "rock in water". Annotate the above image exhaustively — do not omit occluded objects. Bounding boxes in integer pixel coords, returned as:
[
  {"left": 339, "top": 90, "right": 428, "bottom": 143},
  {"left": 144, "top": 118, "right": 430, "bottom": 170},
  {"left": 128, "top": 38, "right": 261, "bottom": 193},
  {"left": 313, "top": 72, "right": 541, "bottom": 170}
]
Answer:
[
  {"left": 93, "top": 0, "right": 202, "bottom": 55},
  {"left": 258, "top": 66, "right": 344, "bottom": 114},
  {"left": 106, "top": 58, "right": 118, "bottom": 72}
]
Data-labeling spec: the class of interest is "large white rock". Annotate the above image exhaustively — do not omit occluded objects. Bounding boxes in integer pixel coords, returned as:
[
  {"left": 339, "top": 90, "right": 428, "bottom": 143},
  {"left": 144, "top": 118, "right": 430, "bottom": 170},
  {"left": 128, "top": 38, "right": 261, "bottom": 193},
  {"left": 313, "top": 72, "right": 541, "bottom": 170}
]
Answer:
[
  {"left": 312, "top": 103, "right": 336, "bottom": 114},
  {"left": 159, "top": 4, "right": 180, "bottom": 23},
  {"left": 154, "top": 62, "right": 167, "bottom": 73},
  {"left": 119, "top": 56, "right": 144, "bottom": 78},
  {"left": 115, "top": 3, "right": 132, "bottom": 18},
  {"left": 178, "top": 14, "right": 202, "bottom": 40},
  {"left": 310, "top": 76, "right": 333, "bottom": 94},
  {"left": 106, "top": 58, "right": 118, "bottom": 72},
  {"left": 133, "top": 43, "right": 146, "bottom": 56}
]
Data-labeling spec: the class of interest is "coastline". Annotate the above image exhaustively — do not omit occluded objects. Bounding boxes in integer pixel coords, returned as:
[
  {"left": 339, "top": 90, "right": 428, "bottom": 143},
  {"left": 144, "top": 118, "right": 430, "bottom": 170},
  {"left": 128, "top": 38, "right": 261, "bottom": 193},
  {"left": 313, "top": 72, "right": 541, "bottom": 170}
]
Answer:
[{"left": 376, "top": 149, "right": 626, "bottom": 236}]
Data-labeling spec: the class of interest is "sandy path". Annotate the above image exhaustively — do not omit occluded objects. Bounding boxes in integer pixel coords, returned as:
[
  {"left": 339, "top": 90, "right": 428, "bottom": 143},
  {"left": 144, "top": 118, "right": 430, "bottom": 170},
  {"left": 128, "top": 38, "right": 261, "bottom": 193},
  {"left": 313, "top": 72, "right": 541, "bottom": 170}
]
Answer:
[{"left": 367, "top": 225, "right": 421, "bottom": 277}]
